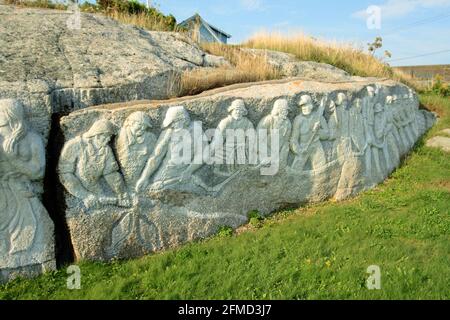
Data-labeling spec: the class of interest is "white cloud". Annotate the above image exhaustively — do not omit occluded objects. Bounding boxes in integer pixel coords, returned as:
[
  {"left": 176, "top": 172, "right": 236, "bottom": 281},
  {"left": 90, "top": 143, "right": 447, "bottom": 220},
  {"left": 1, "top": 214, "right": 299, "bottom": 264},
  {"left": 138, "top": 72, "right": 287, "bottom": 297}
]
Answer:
[
  {"left": 240, "top": 0, "right": 263, "bottom": 11},
  {"left": 353, "top": 0, "right": 450, "bottom": 20}
]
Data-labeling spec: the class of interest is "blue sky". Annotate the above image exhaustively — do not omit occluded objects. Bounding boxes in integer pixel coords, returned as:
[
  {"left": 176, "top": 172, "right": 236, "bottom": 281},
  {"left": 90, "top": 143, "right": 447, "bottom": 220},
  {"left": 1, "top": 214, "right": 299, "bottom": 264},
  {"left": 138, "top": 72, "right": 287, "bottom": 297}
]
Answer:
[{"left": 148, "top": 0, "right": 450, "bottom": 66}]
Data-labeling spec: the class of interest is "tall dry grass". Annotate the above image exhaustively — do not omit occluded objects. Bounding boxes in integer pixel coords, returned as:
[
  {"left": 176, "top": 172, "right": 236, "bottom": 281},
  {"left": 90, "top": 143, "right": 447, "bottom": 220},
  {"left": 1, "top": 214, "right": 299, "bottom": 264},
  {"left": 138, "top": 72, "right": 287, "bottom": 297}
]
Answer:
[
  {"left": 5, "top": 1, "right": 422, "bottom": 94},
  {"left": 244, "top": 32, "right": 390, "bottom": 77},
  {"left": 176, "top": 43, "right": 282, "bottom": 96},
  {"left": 105, "top": 10, "right": 177, "bottom": 32},
  {"left": 176, "top": 34, "right": 421, "bottom": 97},
  {"left": 244, "top": 32, "right": 420, "bottom": 89}
]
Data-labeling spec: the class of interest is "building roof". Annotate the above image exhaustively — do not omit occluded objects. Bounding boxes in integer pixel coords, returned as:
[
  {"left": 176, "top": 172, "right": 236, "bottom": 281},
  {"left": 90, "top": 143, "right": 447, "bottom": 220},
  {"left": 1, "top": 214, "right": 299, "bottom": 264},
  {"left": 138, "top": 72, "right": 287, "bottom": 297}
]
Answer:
[{"left": 178, "top": 14, "right": 232, "bottom": 39}]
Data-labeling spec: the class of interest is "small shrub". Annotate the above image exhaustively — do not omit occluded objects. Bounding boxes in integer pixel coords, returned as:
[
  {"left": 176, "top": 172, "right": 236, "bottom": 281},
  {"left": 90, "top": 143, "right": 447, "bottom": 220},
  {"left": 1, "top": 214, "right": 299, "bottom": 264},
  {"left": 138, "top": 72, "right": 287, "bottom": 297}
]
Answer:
[
  {"left": 5, "top": 0, "right": 66, "bottom": 9},
  {"left": 217, "top": 226, "right": 233, "bottom": 238},
  {"left": 248, "top": 210, "right": 264, "bottom": 228},
  {"left": 428, "top": 75, "right": 450, "bottom": 97},
  {"left": 97, "top": 0, "right": 177, "bottom": 31}
]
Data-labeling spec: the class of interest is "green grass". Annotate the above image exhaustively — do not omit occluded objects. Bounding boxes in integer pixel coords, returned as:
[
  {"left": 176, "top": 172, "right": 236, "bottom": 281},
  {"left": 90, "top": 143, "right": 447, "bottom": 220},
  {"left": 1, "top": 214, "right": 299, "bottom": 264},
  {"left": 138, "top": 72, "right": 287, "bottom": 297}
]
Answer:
[{"left": 1, "top": 94, "right": 449, "bottom": 300}]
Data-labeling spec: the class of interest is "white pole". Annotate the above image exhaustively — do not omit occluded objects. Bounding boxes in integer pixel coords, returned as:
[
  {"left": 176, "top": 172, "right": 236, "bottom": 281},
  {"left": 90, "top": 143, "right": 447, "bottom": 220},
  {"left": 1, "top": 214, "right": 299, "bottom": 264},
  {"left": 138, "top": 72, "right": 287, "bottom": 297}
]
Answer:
[{"left": 147, "top": 0, "right": 151, "bottom": 8}]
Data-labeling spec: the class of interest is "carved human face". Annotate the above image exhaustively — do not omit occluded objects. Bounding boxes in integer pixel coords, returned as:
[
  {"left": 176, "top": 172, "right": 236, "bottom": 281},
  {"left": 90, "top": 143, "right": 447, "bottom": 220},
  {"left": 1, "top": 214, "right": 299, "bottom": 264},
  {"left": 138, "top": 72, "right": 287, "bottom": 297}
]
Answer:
[
  {"left": 355, "top": 100, "right": 362, "bottom": 113},
  {"left": 130, "top": 120, "right": 146, "bottom": 137},
  {"left": 94, "top": 133, "right": 111, "bottom": 147},
  {"left": 172, "top": 116, "right": 188, "bottom": 130},
  {"left": 231, "top": 107, "right": 245, "bottom": 120},
  {"left": 301, "top": 103, "right": 313, "bottom": 116},
  {"left": 278, "top": 106, "right": 289, "bottom": 119},
  {"left": 336, "top": 94, "right": 347, "bottom": 107},
  {"left": 367, "top": 87, "right": 375, "bottom": 98}
]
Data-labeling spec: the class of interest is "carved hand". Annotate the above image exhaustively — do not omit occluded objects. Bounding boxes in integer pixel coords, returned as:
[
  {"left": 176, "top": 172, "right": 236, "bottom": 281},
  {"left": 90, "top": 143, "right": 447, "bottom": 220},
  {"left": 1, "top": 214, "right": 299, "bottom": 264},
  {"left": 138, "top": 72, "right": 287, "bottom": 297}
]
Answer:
[
  {"left": 83, "top": 194, "right": 98, "bottom": 208},
  {"left": 149, "top": 181, "right": 165, "bottom": 192},
  {"left": 135, "top": 177, "right": 148, "bottom": 193},
  {"left": 313, "top": 122, "right": 320, "bottom": 132},
  {"left": 98, "top": 196, "right": 118, "bottom": 206},
  {"left": 117, "top": 193, "right": 132, "bottom": 208}
]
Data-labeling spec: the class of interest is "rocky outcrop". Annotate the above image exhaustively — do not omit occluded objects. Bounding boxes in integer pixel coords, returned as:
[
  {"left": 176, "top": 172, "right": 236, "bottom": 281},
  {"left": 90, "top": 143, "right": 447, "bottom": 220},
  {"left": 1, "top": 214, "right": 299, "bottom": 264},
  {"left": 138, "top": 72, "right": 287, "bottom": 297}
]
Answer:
[
  {"left": 0, "top": 4, "right": 229, "bottom": 282},
  {"left": 57, "top": 78, "right": 435, "bottom": 262},
  {"left": 243, "top": 49, "right": 354, "bottom": 81},
  {"left": 0, "top": 5, "right": 436, "bottom": 282},
  {"left": 0, "top": 5, "right": 225, "bottom": 141}
]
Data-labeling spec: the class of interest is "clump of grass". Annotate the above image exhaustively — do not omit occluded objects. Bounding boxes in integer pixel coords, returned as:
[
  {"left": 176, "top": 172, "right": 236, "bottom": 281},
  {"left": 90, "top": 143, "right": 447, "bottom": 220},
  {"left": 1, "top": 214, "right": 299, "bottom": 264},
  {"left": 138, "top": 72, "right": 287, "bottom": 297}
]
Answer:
[
  {"left": 176, "top": 43, "right": 281, "bottom": 96},
  {"left": 176, "top": 33, "right": 421, "bottom": 97},
  {"left": 4, "top": 0, "right": 66, "bottom": 9},
  {"left": 425, "top": 75, "right": 450, "bottom": 97},
  {"left": 5, "top": 0, "right": 178, "bottom": 32},
  {"left": 248, "top": 210, "right": 264, "bottom": 228},
  {"left": 244, "top": 31, "right": 390, "bottom": 77},
  {"left": 105, "top": 9, "right": 177, "bottom": 32},
  {"left": 216, "top": 226, "right": 234, "bottom": 238},
  {"left": 243, "top": 31, "right": 419, "bottom": 89},
  {"left": 97, "top": 0, "right": 177, "bottom": 31}
]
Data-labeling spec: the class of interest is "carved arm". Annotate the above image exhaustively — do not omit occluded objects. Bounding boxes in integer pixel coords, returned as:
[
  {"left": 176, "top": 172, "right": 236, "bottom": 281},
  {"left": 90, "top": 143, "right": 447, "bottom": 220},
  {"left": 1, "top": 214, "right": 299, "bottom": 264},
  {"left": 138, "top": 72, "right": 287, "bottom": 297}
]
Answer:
[
  {"left": 290, "top": 117, "right": 302, "bottom": 154},
  {"left": 135, "top": 129, "right": 171, "bottom": 192}
]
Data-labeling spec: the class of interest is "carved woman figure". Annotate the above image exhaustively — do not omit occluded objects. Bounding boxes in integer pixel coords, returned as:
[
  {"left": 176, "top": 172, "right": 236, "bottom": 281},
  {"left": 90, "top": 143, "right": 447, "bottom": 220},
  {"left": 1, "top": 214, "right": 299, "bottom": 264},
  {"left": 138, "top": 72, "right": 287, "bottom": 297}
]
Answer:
[
  {"left": 116, "top": 112, "right": 157, "bottom": 190},
  {"left": 0, "top": 99, "right": 53, "bottom": 269}
]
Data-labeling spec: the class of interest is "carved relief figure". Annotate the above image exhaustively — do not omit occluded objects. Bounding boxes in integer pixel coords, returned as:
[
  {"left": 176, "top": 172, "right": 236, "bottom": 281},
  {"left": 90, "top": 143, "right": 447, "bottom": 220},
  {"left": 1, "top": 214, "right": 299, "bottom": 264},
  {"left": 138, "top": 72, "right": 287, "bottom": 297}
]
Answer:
[
  {"left": 384, "top": 96, "right": 401, "bottom": 171},
  {"left": 210, "top": 99, "right": 255, "bottom": 175},
  {"left": 59, "top": 119, "right": 131, "bottom": 209},
  {"left": 257, "top": 99, "right": 292, "bottom": 169},
  {"left": 348, "top": 98, "right": 367, "bottom": 156},
  {"left": 362, "top": 86, "right": 382, "bottom": 180},
  {"left": 0, "top": 99, "right": 53, "bottom": 268},
  {"left": 392, "top": 95, "right": 414, "bottom": 150},
  {"left": 403, "top": 93, "right": 419, "bottom": 140},
  {"left": 373, "top": 103, "right": 393, "bottom": 177},
  {"left": 136, "top": 106, "right": 207, "bottom": 192},
  {"left": 290, "top": 95, "right": 330, "bottom": 172},
  {"left": 328, "top": 93, "right": 351, "bottom": 161},
  {"left": 332, "top": 95, "right": 366, "bottom": 194},
  {"left": 385, "top": 96, "right": 405, "bottom": 155},
  {"left": 116, "top": 112, "right": 157, "bottom": 190}
]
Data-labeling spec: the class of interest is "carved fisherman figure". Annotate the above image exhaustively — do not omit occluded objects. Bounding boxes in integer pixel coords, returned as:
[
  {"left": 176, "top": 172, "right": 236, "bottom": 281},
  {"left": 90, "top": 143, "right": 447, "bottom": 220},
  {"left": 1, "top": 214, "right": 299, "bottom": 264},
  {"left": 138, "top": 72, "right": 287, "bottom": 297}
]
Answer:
[
  {"left": 136, "top": 106, "right": 207, "bottom": 192},
  {"left": 334, "top": 98, "right": 366, "bottom": 200},
  {"left": 403, "top": 93, "right": 419, "bottom": 140},
  {"left": 373, "top": 102, "right": 391, "bottom": 178},
  {"left": 116, "top": 112, "right": 157, "bottom": 190},
  {"left": 257, "top": 99, "right": 292, "bottom": 170},
  {"left": 384, "top": 96, "right": 401, "bottom": 172},
  {"left": 290, "top": 95, "right": 329, "bottom": 172},
  {"left": 0, "top": 99, "right": 54, "bottom": 279},
  {"left": 329, "top": 93, "right": 351, "bottom": 161},
  {"left": 392, "top": 95, "right": 411, "bottom": 152},
  {"left": 59, "top": 119, "right": 131, "bottom": 209},
  {"left": 211, "top": 99, "right": 256, "bottom": 175}
]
